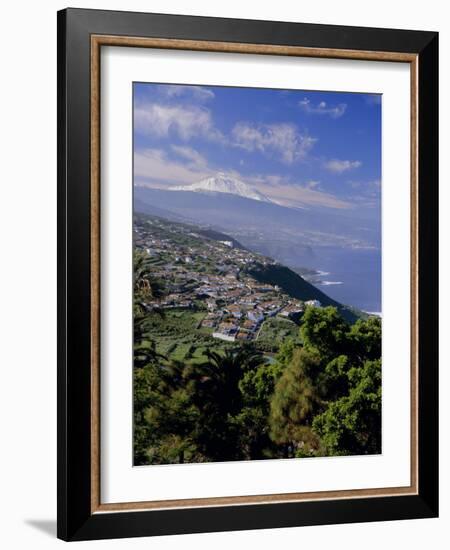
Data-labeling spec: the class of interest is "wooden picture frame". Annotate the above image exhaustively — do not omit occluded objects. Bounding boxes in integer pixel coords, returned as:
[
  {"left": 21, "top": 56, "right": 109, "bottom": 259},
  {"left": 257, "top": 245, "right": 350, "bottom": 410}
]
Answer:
[{"left": 57, "top": 8, "right": 438, "bottom": 541}]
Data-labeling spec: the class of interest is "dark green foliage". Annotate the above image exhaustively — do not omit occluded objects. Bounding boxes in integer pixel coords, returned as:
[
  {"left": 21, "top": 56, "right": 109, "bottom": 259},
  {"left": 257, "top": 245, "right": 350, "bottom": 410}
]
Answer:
[
  {"left": 133, "top": 358, "right": 201, "bottom": 465},
  {"left": 300, "top": 306, "right": 349, "bottom": 359},
  {"left": 238, "top": 361, "right": 284, "bottom": 459},
  {"left": 313, "top": 360, "right": 382, "bottom": 455},
  {"left": 266, "top": 307, "right": 382, "bottom": 458},
  {"left": 269, "top": 348, "right": 324, "bottom": 456},
  {"left": 186, "top": 347, "right": 266, "bottom": 461},
  {"left": 349, "top": 316, "right": 382, "bottom": 360},
  {"left": 300, "top": 307, "right": 382, "bottom": 456},
  {"left": 133, "top": 214, "right": 381, "bottom": 464},
  {"left": 134, "top": 302, "right": 382, "bottom": 464},
  {"left": 276, "top": 337, "right": 297, "bottom": 368},
  {"left": 323, "top": 355, "right": 351, "bottom": 401}
]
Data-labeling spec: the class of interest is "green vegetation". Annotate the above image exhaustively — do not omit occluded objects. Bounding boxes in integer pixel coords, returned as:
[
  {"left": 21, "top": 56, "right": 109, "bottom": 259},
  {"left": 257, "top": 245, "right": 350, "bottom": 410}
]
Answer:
[
  {"left": 133, "top": 214, "right": 381, "bottom": 465},
  {"left": 134, "top": 300, "right": 382, "bottom": 464},
  {"left": 255, "top": 317, "right": 300, "bottom": 352},
  {"left": 140, "top": 308, "right": 234, "bottom": 363}
]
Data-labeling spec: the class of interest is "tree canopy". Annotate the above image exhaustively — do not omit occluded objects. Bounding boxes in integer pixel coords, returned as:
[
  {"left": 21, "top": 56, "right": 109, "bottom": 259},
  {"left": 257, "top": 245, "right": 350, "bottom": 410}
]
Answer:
[{"left": 134, "top": 304, "right": 382, "bottom": 464}]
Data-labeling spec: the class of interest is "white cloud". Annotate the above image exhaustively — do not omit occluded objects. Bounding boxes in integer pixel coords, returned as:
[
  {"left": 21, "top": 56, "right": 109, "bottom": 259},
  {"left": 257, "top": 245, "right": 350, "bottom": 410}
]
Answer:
[
  {"left": 163, "top": 85, "right": 215, "bottom": 101},
  {"left": 325, "top": 159, "right": 362, "bottom": 173},
  {"left": 346, "top": 179, "right": 381, "bottom": 206},
  {"left": 134, "top": 102, "right": 224, "bottom": 142},
  {"left": 231, "top": 122, "right": 316, "bottom": 164},
  {"left": 170, "top": 145, "right": 207, "bottom": 168},
  {"left": 299, "top": 98, "right": 347, "bottom": 118},
  {"left": 238, "top": 173, "right": 351, "bottom": 209},
  {"left": 264, "top": 174, "right": 284, "bottom": 186},
  {"left": 255, "top": 179, "right": 352, "bottom": 209},
  {"left": 134, "top": 148, "right": 212, "bottom": 187},
  {"left": 134, "top": 149, "right": 351, "bottom": 210},
  {"left": 305, "top": 180, "right": 320, "bottom": 190}
]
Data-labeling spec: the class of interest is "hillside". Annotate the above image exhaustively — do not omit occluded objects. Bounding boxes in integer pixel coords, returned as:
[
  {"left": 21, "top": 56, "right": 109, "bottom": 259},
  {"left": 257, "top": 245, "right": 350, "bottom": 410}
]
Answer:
[
  {"left": 246, "top": 263, "right": 359, "bottom": 324},
  {"left": 134, "top": 211, "right": 361, "bottom": 326}
]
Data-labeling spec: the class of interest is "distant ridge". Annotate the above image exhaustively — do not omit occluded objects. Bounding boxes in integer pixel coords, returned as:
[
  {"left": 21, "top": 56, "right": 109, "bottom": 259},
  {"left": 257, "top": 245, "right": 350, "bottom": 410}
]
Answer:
[{"left": 134, "top": 198, "right": 194, "bottom": 224}]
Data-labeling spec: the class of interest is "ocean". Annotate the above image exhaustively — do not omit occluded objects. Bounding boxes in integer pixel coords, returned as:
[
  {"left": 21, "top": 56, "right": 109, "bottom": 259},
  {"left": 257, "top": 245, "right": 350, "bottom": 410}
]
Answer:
[{"left": 290, "top": 247, "right": 382, "bottom": 314}]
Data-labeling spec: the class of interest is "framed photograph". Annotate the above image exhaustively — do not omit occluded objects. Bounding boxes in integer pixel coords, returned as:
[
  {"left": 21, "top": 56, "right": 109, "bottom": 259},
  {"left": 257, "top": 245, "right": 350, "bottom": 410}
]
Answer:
[{"left": 57, "top": 8, "right": 438, "bottom": 541}]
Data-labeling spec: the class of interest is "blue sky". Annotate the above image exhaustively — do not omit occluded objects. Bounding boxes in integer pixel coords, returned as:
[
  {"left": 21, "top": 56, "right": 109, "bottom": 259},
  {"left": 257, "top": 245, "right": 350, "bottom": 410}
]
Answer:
[{"left": 133, "top": 82, "right": 381, "bottom": 213}]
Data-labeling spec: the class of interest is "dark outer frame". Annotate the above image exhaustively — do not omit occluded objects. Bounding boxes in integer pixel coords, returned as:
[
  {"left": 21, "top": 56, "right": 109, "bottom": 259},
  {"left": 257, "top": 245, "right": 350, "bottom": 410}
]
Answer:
[{"left": 57, "top": 7, "right": 438, "bottom": 541}]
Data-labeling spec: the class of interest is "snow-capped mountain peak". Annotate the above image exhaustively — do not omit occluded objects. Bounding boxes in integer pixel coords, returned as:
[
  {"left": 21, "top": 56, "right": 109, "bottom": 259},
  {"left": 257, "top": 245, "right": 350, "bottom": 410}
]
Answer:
[{"left": 169, "top": 173, "right": 271, "bottom": 202}]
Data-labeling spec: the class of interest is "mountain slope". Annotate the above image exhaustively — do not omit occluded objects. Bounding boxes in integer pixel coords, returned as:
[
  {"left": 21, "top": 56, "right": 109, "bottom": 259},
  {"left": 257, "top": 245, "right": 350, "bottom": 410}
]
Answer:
[{"left": 245, "top": 263, "right": 359, "bottom": 324}]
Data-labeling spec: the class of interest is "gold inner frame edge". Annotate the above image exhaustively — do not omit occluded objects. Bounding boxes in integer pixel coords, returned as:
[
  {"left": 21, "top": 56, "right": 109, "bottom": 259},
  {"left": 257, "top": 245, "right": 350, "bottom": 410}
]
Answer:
[{"left": 90, "top": 35, "right": 419, "bottom": 514}]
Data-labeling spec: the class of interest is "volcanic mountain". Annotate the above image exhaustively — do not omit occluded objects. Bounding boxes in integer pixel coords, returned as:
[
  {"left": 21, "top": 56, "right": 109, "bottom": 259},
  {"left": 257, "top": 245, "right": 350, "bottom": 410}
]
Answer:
[{"left": 169, "top": 172, "right": 271, "bottom": 203}]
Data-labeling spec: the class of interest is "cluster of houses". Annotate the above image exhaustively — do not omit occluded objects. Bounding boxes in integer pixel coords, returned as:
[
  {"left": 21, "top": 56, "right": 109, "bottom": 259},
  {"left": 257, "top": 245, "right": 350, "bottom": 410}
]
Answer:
[{"left": 134, "top": 216, "right": 322, "bottom": 343}]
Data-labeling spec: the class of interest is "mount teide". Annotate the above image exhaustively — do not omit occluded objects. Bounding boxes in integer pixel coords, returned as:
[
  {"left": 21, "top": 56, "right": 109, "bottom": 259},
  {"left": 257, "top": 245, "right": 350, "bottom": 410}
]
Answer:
[
  {"left": 169, "top": 173, "right": 272, "bottom": 203},
  {"left": 135, "top": 172, "right": 379, "bottom": 263}
]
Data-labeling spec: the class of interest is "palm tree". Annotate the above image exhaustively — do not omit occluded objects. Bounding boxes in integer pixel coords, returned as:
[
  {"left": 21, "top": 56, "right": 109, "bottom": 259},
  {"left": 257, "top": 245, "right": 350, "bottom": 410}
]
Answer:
[
  {"left": 191, "top": 348, "right": 263, "bottom": 411},
  {"left": 134, "top": 338, "right": 166, "bottom": 369},
  {"left": 186, "top": 346, "right": 264, "bottom": 461},
  {"left": 134, "top": 249, "right": 164, "bottom": 306}
]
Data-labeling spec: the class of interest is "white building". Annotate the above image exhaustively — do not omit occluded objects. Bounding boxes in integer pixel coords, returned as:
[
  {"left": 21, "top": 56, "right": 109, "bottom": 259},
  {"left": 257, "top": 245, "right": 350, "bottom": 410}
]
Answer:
[
  {"left": 305, "top": 299, "right": 322, "bottom": 308},
  {"left": 212, "top": 332, "right": 236, "bottom": 342}
]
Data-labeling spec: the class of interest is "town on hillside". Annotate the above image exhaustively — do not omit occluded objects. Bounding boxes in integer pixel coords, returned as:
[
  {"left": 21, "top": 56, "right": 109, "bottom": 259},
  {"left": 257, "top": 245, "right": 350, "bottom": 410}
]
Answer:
[{"left": 134, "top": 214, "right": 322, "bottom": 346}]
